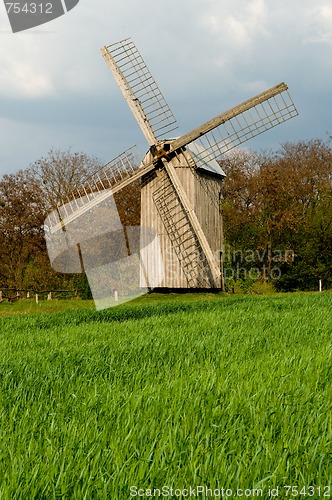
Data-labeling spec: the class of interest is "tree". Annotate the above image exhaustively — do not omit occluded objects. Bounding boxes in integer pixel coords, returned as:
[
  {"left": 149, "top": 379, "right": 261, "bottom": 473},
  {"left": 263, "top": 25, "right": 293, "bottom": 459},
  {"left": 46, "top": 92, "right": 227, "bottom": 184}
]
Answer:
[
  {"left": 220, "top": 139, "right": 332, "bottom": 291},
  {"left": 0, "top": 170, "right": 47, "bottom": 288},
  {"left": 0, "top": 150, "right": 108, "bottom": 291},
  {"left": 27, "top": 148, "right": 141, "bottom": 294},
  {"left": 114, "top": 180, "right": 141, "bottom": 227},
  {"left": 28, "top": 148, "right": 102, "bottom": 209}
]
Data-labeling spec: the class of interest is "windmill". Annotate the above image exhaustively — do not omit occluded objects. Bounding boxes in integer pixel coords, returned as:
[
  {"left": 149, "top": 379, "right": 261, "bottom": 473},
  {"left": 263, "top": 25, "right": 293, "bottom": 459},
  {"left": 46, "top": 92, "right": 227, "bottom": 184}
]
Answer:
[{"left": 45, "top": 38, "right": 298, "bottom": 297}]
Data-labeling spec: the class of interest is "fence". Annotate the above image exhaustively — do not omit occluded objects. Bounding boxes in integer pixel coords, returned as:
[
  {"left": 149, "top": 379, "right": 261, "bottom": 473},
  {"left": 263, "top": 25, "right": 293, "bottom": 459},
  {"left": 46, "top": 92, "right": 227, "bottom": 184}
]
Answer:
[{"left": 0, "top": 288, "right": 82, "bottom": 303}]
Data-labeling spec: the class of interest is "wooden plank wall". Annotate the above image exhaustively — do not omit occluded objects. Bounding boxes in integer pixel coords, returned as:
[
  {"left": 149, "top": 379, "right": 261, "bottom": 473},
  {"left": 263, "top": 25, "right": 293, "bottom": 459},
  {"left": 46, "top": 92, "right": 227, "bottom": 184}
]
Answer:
[{"left": 140, "top": 152, "right": 224, "bottom": 288}]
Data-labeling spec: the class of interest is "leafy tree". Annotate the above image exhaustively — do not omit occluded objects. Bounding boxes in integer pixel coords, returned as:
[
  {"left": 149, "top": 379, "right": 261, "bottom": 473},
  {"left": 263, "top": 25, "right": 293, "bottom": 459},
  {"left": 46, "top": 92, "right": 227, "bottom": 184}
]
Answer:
[
  {"left": 28, "top": 148, "right": 141, "bottom": 294},
  {"left": 0, "top": 170, "right": 47, "bottom": 288},
  {"left": 221, "top": 139, "right": 332, "bottom": 291},
  {"left": 0, "top": 150, "right": 110, "bottom": 292}
]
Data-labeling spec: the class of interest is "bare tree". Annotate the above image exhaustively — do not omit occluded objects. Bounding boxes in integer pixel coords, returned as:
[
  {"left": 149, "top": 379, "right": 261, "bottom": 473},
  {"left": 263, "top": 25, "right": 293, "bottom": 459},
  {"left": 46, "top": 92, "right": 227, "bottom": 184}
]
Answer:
[{"left": 28, "top": 148, "right": 102, "bottom": 209}]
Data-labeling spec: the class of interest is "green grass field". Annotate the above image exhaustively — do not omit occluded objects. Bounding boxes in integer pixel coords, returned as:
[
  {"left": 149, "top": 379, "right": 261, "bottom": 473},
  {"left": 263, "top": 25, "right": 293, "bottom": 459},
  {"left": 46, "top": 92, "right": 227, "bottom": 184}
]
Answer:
[{"left": 0, "top": 292, "right": 331, "bottom": 498}]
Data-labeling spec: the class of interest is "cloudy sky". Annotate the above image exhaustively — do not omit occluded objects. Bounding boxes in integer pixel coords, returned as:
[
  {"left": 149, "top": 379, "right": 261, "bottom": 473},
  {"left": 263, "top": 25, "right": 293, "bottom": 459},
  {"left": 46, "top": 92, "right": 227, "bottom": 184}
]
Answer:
[{"left": 0, "top": 0, "right": 331, "bottom": 176}]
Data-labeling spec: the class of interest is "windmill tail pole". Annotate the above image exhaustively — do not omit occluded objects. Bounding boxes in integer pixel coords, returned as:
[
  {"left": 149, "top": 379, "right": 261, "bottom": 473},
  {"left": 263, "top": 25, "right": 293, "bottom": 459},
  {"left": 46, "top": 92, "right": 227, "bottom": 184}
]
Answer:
[{"left": 161, "top": 159, "right": 221, "bottom": 288}]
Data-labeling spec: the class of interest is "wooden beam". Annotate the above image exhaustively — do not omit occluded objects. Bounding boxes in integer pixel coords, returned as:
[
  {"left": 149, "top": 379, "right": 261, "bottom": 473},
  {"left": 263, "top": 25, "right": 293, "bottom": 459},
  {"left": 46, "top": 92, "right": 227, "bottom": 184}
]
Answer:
[
  {"left": 100, "top": 46, "right": 157, "bottom": 146},
  {"left": 162, "top": 159, "right": 221, "bottom": 288},
  {"left": 169, "top": 83, "right": 289, "bottom": 152},
  {"left": 50, "top": 159, "right": 156, "bottom": 234}
]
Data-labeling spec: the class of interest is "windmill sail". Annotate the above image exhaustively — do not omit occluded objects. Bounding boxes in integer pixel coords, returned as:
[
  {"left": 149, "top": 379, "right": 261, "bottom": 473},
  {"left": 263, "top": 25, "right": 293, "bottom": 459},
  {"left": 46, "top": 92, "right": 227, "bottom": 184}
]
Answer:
[
  {"left": 101, "top": 38, "right": 178, "bottom": 146},
  {"left": 169, "top": 83, "right": 298, "bottom": 169},
  {"left": 48, "top": 146, "right": 153, "bottom": 234}
]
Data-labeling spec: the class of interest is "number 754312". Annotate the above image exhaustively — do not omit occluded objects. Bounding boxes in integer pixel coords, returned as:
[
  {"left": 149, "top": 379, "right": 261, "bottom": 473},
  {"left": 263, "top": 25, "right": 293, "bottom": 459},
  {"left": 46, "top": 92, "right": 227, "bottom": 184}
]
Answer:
[{"left": 5, "top": 3, "right": 53, "bottom": 14}]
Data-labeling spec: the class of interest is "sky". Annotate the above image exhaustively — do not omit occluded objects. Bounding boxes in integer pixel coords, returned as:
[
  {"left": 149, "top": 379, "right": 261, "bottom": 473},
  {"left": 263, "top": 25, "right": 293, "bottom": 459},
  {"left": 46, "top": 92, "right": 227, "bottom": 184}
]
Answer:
[{"left": 0, "top": 0, "right": 332, "bottom": 175}]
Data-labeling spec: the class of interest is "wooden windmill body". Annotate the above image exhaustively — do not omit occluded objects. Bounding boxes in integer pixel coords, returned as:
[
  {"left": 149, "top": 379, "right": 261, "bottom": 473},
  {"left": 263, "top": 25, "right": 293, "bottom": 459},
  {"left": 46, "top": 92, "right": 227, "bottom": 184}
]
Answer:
[
  {"left": 47, "top": 38, "right": 298, "bottom": 294},
  {"left": 140, "top": 144, "right": 225, "bottom": 289}
]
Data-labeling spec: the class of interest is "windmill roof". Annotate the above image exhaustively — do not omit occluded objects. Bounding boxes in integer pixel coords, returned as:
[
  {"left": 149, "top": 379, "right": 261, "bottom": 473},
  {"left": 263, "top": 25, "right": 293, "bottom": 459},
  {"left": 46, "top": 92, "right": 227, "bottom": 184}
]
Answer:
[{"left": 186, "top": 144, "right": 226, "bottom": 178}]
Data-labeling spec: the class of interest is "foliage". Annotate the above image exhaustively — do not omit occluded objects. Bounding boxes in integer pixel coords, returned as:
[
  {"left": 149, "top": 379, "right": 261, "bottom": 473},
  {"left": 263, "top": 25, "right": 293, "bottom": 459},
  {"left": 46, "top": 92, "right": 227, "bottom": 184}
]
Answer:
[
  {"left": 221, "top": 139, "right": 332, "bottom": 291},
  {"left": 1, "top": 140, "right": 331, "bottom": 293},
  {"left": 114, "top": 179, "right": 141, "bottom": 227},
  {"left": 0, "top": 148, "right": 143, "bottom": 293},
  {"left": 0, "top": 150, "right": 106, "bottom": 293},
  {"left": 0, "top": 170, "right": 47, "bottom": 288},
  {"left": 0, "top": 292, "right": 331, "bottom": 497},
  {"left": 247, "top": 280, "right": 275, "bottom": 295}
]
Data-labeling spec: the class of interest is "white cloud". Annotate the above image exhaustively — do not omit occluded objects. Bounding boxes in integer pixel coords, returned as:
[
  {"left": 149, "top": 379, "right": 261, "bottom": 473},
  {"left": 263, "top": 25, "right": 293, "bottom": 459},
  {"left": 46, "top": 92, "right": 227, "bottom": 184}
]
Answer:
[
  {"left": 0, "top": 61, "right": 55, "bottom": 98},
  {"left": 201, "top": 0, "right": 269, "bottom": 50},
  {"left": 0, "top": 35, "right": 56, "bottom": 98},
  {"left": 306, "top": 3, "right": 332, "bottom": 45}
]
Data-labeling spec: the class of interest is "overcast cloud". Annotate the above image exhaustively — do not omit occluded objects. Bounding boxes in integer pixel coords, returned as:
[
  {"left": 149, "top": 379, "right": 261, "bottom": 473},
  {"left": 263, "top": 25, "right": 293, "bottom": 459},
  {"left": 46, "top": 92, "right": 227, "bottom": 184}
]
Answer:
[{"left": 0, "top": 0, "right": 331, "bottom": 174}]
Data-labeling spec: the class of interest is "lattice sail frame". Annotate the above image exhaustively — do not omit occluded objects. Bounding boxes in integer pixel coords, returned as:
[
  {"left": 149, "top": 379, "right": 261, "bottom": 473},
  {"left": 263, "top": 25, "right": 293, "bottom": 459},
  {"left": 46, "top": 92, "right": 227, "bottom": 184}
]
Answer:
[
  {"left": 169, "top": 83, "right": 298, "bottom": 170},
  {"left": 47, "top": 146, "right": 143, "bottom": 234},
  {"left": 100, "top": 38, "right": 178, "bottom": 146},
  {"left": 152, "top": 169, "right": 213, "bottom": 288}
]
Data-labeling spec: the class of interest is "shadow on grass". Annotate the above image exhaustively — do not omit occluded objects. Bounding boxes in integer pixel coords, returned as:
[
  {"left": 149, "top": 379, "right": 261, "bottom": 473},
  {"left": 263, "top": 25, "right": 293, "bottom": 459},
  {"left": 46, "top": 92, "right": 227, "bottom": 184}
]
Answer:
[{"left": 1, "top": 291, "right": 330, "bottom": 333}]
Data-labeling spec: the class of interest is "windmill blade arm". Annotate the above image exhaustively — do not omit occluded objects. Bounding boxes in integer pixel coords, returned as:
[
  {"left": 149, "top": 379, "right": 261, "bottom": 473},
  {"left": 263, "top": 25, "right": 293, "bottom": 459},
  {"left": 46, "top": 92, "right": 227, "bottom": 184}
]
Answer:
[
  {"left": 48, "top": 147, "right": 156, "bottom": 234},
  {"left": 101, "top": 38, "right": 178, "bottom": 146},
  {"left": 169, "top": 82, "right": 298, "bottom": 166}
]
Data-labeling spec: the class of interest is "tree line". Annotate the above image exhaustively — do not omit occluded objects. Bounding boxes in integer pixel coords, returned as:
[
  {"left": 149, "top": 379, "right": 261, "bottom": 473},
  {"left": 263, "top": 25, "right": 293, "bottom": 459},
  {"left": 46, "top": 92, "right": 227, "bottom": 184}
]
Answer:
[
  {"left": 0, "top": 148, "right": 141, "bottom": 297},
  {"left": 220, "top": 139, "right": 332, "bottom": 291},
  {"left": 0, "top": 150, "right": 95, "bottom": 295},
  {"left": 0, "top": 139, "right": 331, "bottom": 295}
]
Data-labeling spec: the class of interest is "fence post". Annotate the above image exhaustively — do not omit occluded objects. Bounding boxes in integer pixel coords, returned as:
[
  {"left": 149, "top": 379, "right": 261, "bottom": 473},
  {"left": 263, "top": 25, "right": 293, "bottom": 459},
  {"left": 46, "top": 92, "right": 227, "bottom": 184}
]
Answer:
[
  {"left": 35, "top": 294, "right": 39, "bottom": 304},
  {"left": 319, "top": 279, "right": 322, "bottom": 292},
  {"left": 0, "top": 291, "right": 2, "bottom": 302}
]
